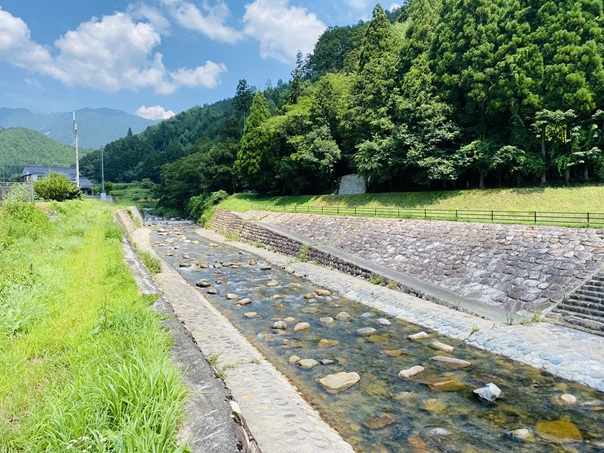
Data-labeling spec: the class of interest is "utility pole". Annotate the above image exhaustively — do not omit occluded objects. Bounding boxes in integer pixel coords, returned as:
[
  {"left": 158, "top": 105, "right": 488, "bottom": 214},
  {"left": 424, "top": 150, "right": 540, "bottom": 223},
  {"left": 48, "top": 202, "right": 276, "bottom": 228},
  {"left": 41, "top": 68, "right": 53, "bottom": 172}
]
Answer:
[
  {"left": 100, "top": 146, "right": 106, "bottom": 201},
  {"left": 73, "top": 111, "right": 80, "bottom": 188}
]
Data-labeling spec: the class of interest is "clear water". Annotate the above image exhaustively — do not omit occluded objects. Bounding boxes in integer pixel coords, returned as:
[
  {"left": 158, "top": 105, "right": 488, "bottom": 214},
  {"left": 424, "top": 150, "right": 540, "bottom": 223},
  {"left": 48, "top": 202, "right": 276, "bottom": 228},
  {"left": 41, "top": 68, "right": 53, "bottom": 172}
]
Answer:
[{"left": 151, "top": 224, "right": 604, "bottom": 452}]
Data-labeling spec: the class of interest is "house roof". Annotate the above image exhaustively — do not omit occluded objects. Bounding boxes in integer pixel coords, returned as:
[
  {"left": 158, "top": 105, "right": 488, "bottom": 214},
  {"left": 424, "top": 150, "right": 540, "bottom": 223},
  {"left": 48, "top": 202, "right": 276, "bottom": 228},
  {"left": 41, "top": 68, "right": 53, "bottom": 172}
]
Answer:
[{"left": 21, "top": 166, "right": 95, "bottom": 189}]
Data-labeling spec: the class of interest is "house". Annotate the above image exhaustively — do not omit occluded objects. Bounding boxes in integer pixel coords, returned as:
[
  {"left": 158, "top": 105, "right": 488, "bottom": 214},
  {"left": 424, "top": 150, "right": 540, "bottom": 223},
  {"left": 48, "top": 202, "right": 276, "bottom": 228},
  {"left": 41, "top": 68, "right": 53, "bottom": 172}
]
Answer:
[{"left": 21, "top": 166, "right": 95, "bottom": 195}]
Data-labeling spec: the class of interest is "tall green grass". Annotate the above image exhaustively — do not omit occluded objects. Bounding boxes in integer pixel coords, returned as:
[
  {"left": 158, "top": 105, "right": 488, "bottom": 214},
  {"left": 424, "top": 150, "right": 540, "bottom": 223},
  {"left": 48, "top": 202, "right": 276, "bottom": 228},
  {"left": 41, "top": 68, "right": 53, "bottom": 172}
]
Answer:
[{"left": 0, "top": 200, "right": 186, "bottom": 452}]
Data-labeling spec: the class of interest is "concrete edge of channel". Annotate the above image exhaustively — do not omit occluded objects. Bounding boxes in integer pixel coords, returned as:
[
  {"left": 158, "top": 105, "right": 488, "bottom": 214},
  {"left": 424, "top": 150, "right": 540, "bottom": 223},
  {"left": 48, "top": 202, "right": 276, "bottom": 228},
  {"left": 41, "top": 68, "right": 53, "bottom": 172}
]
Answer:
[
  {"left": 118, "top": 216, "right": 260, "bottom": 452},
  {"left": 126, "top": 224, "right": 355, "bottom": 453}
]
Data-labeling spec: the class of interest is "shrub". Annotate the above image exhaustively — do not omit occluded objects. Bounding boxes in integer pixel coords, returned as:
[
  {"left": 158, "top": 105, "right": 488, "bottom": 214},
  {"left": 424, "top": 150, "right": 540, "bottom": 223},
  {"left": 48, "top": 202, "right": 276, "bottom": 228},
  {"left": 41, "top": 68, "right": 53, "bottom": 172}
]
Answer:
[
  {"left": 34, "top": 172, "right": 83, "bottom": 202},
  {"left": 186, "top": 190, "right": 229, "bottom": 224}
]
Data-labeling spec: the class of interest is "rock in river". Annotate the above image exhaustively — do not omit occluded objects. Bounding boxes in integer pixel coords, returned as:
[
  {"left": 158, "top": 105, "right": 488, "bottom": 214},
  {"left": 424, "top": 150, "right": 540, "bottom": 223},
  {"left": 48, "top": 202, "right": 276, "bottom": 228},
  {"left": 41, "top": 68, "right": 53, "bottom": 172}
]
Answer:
[
  {"left": 298, "top": 359, "right": 319, "bottom": 370},
  {"left": 430, "top": 356, "right": 471, "bottom": 369},
  {"left": 336, "top": 312, "right": 353, "bottom": 321},
  {"left": 362, "top": 413, "right": 396, "bottom": 430},
  {"left": 408, "top": 331, "right": 429, "bottom": 341},
  {"left": 318, "top": 339, "right": 339, "bottom": 348},
  {"left": 426, "top": 376, "right": 467, "bottom": 392},
  {"left": 535, "top": 417, "right": 583, "bottom": 442},
  {"left": 318, "top": 317, "right": 335, "bottom": 326},
  {"left": 398, "top": 366, "right": 425, "bottom": 379},
  {"left": 319, "top": 372, "right": 360, "bottom": 393},
  {"left": 356, "top": 327, "right": 378, "bottom": 337},
  {"left": 294, "top": 322, "right": 311, "bottom": 332},
  {"left": 273, "top": 321, "right": 288, "bottom": 330},
  {"left": 226, "top": 293, "right": 240, "bottom": 300},
  {"left": 430, "top": 341, "right": 455, "bottom": 353},
  {"left": 473, "top": 383, "right": 501, "bottom": 403},
  {"left": 315, "top": 289, "right": 331, "bottom": 297}
]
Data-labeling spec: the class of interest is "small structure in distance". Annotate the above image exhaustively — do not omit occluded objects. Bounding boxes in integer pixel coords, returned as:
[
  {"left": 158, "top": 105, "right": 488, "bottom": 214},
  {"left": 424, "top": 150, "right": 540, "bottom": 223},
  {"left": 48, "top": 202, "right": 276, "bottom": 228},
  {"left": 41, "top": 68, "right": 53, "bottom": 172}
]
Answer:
[{"left": 21, "top": 166, "right": 95, "bottom": 195}]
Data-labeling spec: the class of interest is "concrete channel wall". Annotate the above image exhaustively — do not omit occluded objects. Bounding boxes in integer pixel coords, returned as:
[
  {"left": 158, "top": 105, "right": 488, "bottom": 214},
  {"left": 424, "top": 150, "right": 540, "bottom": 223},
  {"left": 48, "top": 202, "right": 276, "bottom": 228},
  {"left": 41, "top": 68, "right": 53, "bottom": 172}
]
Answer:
[{"left": 211, "top": 209, "right": 604, "bottom": 317}]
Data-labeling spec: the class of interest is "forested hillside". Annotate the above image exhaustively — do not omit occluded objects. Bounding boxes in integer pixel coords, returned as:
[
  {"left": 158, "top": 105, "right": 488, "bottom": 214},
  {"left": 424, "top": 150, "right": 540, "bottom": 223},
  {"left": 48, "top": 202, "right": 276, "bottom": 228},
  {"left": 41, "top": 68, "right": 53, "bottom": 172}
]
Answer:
[
  {"left": 82, "top": 1, "right": 604, "bottom": 216},
  {"left": 0, "top": 127, "right": 93, "bottom": 179}
]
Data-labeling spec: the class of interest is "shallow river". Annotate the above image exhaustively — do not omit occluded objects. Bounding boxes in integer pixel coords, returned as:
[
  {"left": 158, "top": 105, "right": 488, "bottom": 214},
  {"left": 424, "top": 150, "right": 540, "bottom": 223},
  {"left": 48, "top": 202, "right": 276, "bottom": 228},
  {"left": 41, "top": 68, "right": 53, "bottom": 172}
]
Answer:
[{"left": 151, "top": 223, "right": 604, "bottom": 452}]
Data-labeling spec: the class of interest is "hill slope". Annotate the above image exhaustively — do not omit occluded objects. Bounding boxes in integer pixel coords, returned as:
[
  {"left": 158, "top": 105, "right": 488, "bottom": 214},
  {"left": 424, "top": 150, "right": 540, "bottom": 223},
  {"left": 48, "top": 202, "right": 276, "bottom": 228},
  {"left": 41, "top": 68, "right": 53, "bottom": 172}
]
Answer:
[
  {"left": 0, "top": 108, "right": 158, "bottom": 149},
  {"left": 0, "top": 126, "right": 93, "bottom": 179}
]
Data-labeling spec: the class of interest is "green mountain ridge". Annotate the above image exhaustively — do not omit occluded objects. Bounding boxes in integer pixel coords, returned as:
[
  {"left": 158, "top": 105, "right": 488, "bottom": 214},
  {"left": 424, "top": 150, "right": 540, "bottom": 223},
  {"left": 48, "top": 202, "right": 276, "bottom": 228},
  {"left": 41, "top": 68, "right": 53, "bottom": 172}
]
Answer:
[
  {"left": 0, "top": 107, "right": 158, "bottom": 149},
  {"left": 0, "top": 126, "right": 94, "bottom": 180}
]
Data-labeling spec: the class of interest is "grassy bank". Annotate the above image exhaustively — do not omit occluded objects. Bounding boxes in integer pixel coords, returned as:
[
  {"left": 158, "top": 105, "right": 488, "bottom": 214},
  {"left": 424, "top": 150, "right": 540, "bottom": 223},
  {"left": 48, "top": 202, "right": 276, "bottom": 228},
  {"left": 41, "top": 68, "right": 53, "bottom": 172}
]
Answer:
[
  {"left": 216, "top": 186, "right": 604, "bottom": 226},
  {"left": 0, "top": 200, "right": 185, "bottom": 452}
]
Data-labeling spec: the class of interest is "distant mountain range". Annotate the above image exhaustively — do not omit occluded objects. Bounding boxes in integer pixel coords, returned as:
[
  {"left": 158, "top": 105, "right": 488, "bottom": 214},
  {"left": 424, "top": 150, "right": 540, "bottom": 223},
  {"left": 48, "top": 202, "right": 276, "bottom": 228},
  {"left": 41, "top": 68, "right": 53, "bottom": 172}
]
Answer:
[{"left": 0, "top": 107, "right": 159, "bottom": 149}]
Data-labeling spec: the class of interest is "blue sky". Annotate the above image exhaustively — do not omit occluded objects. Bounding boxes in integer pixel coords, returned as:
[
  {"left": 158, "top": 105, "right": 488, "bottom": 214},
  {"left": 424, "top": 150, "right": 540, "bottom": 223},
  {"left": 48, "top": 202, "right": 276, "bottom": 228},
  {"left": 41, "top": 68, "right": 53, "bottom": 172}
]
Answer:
[{"left": 0, "top": 1, "right": 399, "bottom": 120}]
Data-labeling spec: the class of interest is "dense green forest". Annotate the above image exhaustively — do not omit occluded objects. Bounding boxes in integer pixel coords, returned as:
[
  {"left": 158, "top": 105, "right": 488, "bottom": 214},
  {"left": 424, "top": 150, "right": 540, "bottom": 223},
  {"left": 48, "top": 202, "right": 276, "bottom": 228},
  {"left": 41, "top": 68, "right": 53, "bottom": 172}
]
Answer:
[
  {"left": 0, "top": 127, "right": 93, "bottom": 180},
  {"left": 82, "top": 0, "right": 604, "bottom": 216}
]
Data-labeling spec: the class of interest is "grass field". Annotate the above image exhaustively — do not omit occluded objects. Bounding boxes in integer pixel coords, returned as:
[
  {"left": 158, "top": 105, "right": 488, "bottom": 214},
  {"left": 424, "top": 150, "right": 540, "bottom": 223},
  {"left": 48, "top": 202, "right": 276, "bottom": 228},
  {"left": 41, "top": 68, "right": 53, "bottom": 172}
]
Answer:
[
  {"left": 216, "top": 186, "right": 604, "bottom": 227},
  {"left": 110, "top": 181, "right": 157, "bottom": 209},
  {"left": 0, "top": 200, "right": 186, "bottom": 452}
]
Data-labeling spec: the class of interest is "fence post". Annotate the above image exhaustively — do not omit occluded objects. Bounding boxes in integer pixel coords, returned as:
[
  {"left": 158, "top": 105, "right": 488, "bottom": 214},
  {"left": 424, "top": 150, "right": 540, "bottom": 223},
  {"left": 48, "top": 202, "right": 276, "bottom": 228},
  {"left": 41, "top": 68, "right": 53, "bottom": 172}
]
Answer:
[
  {"left": 355, "top": 207, "right": 357, "bottom": 215},
  {"left": 455, "top": 210, "right": 458, "bottom": 221},
  {"left": 587, "top": 212, "right": 590, "bottom": 224},
  {"left": 534, "top": 211, "right": 537, "bottom": 224},
  {"left": 424, "top": 209, "right": 427, "bottom": 219},
  {"left": 491, "top": 211, "right": 494, "bottom": 222},
  {"left": 337, "top": 206, "right": 340, "bottom": 215}
]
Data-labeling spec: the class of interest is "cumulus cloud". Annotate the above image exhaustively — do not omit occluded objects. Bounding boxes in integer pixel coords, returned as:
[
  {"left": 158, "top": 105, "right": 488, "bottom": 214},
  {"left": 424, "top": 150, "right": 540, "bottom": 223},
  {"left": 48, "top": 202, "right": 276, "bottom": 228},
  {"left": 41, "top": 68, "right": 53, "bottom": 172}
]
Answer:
[
  {"left": 0, "top": 9, "right": 227, "bottom": 94},
  {"left": 160, "top": 0, "right": 242, "bottom": 44},
  {"left": 128, "top": 3, "right": 172, "bottom": 35},
  {"left": 0, "top": 8, "right": 61, "bottom": 78},
  {"left": 243, "top": 0, "right": 326, "bottom": 64},
  {"left": 136, "top": 104, "right": 176, "bottom": 120}
]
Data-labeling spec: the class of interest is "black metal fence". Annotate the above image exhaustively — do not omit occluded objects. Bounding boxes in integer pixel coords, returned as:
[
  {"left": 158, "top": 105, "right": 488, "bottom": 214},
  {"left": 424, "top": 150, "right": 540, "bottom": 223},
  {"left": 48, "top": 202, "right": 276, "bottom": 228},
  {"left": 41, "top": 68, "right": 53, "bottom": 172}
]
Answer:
[{"left": 250, "top": 204, "right": 604, "bottom": 227}]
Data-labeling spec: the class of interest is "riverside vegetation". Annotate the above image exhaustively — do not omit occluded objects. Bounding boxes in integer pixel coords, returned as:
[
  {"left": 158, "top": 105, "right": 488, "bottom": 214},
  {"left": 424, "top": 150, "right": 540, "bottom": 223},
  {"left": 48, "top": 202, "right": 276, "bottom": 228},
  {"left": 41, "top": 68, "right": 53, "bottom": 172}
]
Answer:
[{"left": 0, "top": 200, "right": 187, "bottom": 452}]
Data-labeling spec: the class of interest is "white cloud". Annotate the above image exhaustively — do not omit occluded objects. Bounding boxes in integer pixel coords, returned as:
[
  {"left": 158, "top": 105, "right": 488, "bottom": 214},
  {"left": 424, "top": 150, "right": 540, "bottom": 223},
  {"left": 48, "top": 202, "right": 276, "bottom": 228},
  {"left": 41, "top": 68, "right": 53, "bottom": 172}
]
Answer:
[
  {"left": 170, "top": 61, "right": 228, "bottom": 89},
  {"left": 243, "top": 0, "right": 326, "bottom": 64},
  {"left": 24, "top": 78, "right": 43, "bottom": 89},
  {"left": 136, "top": 104, "right": 176, "bottom": 119},
  {"left": 0, "top": 8, "right": 61, "bottom": 78},
  {"left": 0, "top": 9, "right": 227, "bottom": 94},
  {"left": 389, "top": 3, "right": 402, "bottom": 12},
  {"left": 160, "top": 0, "right": 242, "bottom": 44},
  {"left": 128, "top": 3, "right": 172, "bottom": 35}
]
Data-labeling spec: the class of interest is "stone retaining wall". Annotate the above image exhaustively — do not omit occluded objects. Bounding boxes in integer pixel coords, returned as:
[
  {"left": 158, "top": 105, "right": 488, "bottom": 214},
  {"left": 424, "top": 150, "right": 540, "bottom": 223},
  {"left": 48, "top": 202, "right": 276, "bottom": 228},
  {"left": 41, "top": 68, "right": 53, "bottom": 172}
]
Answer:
[
  {"left": 210, "top": 209, "right": 604, "bottom": 316},
  {"left": 255, "top": 212, "right": 604, "bottom": 316},
  {"left": 114, "top": 208, "right": 137, "bottom": 235}
]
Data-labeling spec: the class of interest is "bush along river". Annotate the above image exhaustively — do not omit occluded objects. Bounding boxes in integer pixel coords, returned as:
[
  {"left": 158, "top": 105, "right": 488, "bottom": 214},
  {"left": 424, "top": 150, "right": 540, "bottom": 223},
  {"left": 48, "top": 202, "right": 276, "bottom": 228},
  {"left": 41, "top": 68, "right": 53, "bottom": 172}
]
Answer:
[{"left": 150, "top": 223, "right": 604, "bottom": 452}]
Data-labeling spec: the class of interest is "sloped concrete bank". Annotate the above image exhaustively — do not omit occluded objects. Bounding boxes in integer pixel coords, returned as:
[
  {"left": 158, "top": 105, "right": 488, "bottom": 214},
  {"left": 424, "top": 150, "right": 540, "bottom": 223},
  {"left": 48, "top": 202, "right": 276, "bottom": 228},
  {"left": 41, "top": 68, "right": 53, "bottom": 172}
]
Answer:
[{"left": 211, "top": 209, "right": 604, "bottom": 317}]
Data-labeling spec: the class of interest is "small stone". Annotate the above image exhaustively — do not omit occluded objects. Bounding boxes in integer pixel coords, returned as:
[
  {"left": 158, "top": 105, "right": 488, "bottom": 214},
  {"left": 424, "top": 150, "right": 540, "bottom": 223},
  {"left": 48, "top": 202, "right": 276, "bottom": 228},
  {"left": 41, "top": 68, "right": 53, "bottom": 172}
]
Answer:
[
  {"left": 182, "top": 255, "right": 190, "bottom": 259},
  {"left": 196, "top": 280, "right": 211, "bottom": 288},
  {"left": 273, "top": 321, "right": 288, "bottom": 330},
  {"left": 301, "top": 307, "right": 319, "bottom": 314},
  {"left": 207, "top": 288, "right": 218, "bottom": 295},
  {"left": 315, "top": 289, "right": 331, "bottom": 297},
  {"left": 428, "top": 428, "right": 451, "bottom": 437},
  {"left": 260, "top": 265, "right": 272, "bottom": 271},
  {"left": 226, "top": 294, "right": 240, "bottom": 300},
  {"left": 319, "top": 372, "right": 360, "bottom": 393},
  {"left": 304, "top": 293, "right": 315, "bottom": 299},
  {"left": 473, "top": 383, "right": 501, "bottom": 402},
  {"left": 298, "top": 359, "right": 319, "bottom": 370},
  {"left": 249, "top": 260, "right": 257, "bottom": 265},
  {"left": 294, "top": 322, "right": 311, "bottom": 332},
  {"left": 360, "top": 312, "right": 374, "bottom": 318},
  {"left": 362, "top": 413, "right": 396, "bottom": 430},
  {"left": 398, "top": 366, "right": 425, "bottom": 379},
  {"left": 426, "top": 376, "right": 466, "bottom": 392},
  {"left": 283, "top": 317, "right": 297, "bottom": 323},
  {"left": 377, "top": 318, "right": 391, "bottom": 326},
  {"left": 244, "top": 312, "right": 258, "bottom": 318},
  {"left": 423, "top": 399, "right": 447, "bottom": 414},
  {"left": 381, "top": 349, "right": 405, "bottom": 357},
  {"left": 214, "top": 263, "right": 223, "bottom": 269},
  {"left": 320, "top": 359, "right": 336, "bottom": 365},
  {"left": 408, "top": 332, "right": 429, "bottom": 341},
  {"left": 178, "top": 263, "right": 192, "bottom": 268},
  {"left": 288, "top": 282, "right": 302, "bottom": 289},
  {"left": 509, "top": 428, "right": 535, "bottom": 442},
  {"left": 209, "top": 243, "right": 219, "bottom": 247},
  {"left": 237, "top": 298, "right": 252, "bottom": 306},
  {"left": 272, "top": 295, "right": 283, "bottom": 300},
  {"left": 318, "top": 339, "right": 339, "bottom": 348},
  {"left": 288, "top": 355, "right": 301, "bottom": 364},
  {"left": 368, "top": 335, "right": 388, "bottom": 343},
  {"left": 267, "top": 280, "right": 280, "bottom": 288},
  {"left": 430, "top": 341, "right": 455, "bottom": 353},
  {"left": 558, "top": 394, "right": 577, "bottom": 405},
  {"left": 430, "top": 356, "right": 471, "bottom": 369},
  {"left": 199, "top": 262, "right": 209, "bottom": 269},
  {"left": 356, "top": 327, "right": 378, "bottom": 337},
  {"left": 318, "top": 317, "right": 335, "bottom": 326},
  {"left": 336, "top": 312, "right": 353, "bottom": 321},
  {"left": 407, "top": 436, "right": 431, "bottom": 453}
]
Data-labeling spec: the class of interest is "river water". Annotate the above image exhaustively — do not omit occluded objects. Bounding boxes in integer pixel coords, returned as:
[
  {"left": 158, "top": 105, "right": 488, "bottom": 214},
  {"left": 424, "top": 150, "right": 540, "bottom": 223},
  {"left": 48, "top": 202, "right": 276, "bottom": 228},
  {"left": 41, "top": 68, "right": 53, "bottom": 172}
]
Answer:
[{"left": 150, "top": 223, "right": 604, "bottom": 452}]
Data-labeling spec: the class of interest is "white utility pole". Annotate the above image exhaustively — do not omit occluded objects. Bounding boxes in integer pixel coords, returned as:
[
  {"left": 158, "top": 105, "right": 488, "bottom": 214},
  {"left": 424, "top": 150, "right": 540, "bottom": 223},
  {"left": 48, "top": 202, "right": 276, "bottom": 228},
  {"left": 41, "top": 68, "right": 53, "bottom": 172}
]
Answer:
[{"left": 73, "top": 111, "right": 80, "bottom": 188}]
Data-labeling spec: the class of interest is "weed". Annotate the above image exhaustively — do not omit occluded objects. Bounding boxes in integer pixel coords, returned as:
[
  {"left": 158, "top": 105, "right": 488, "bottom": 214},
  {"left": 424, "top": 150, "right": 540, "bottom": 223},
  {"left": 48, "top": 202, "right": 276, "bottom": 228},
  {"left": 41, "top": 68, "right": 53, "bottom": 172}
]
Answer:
[
  {"left": 506, "top": 312, "right": 515, "bottom": 325},
  {"left": 297, "top": 244, "right": 310, "bottom": 262},
  {"left": 140, "top": 250, "right": 161, "bottom": 275},
  {"left": 369, "top": 275, "right": 383, "bottom": 285}
]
